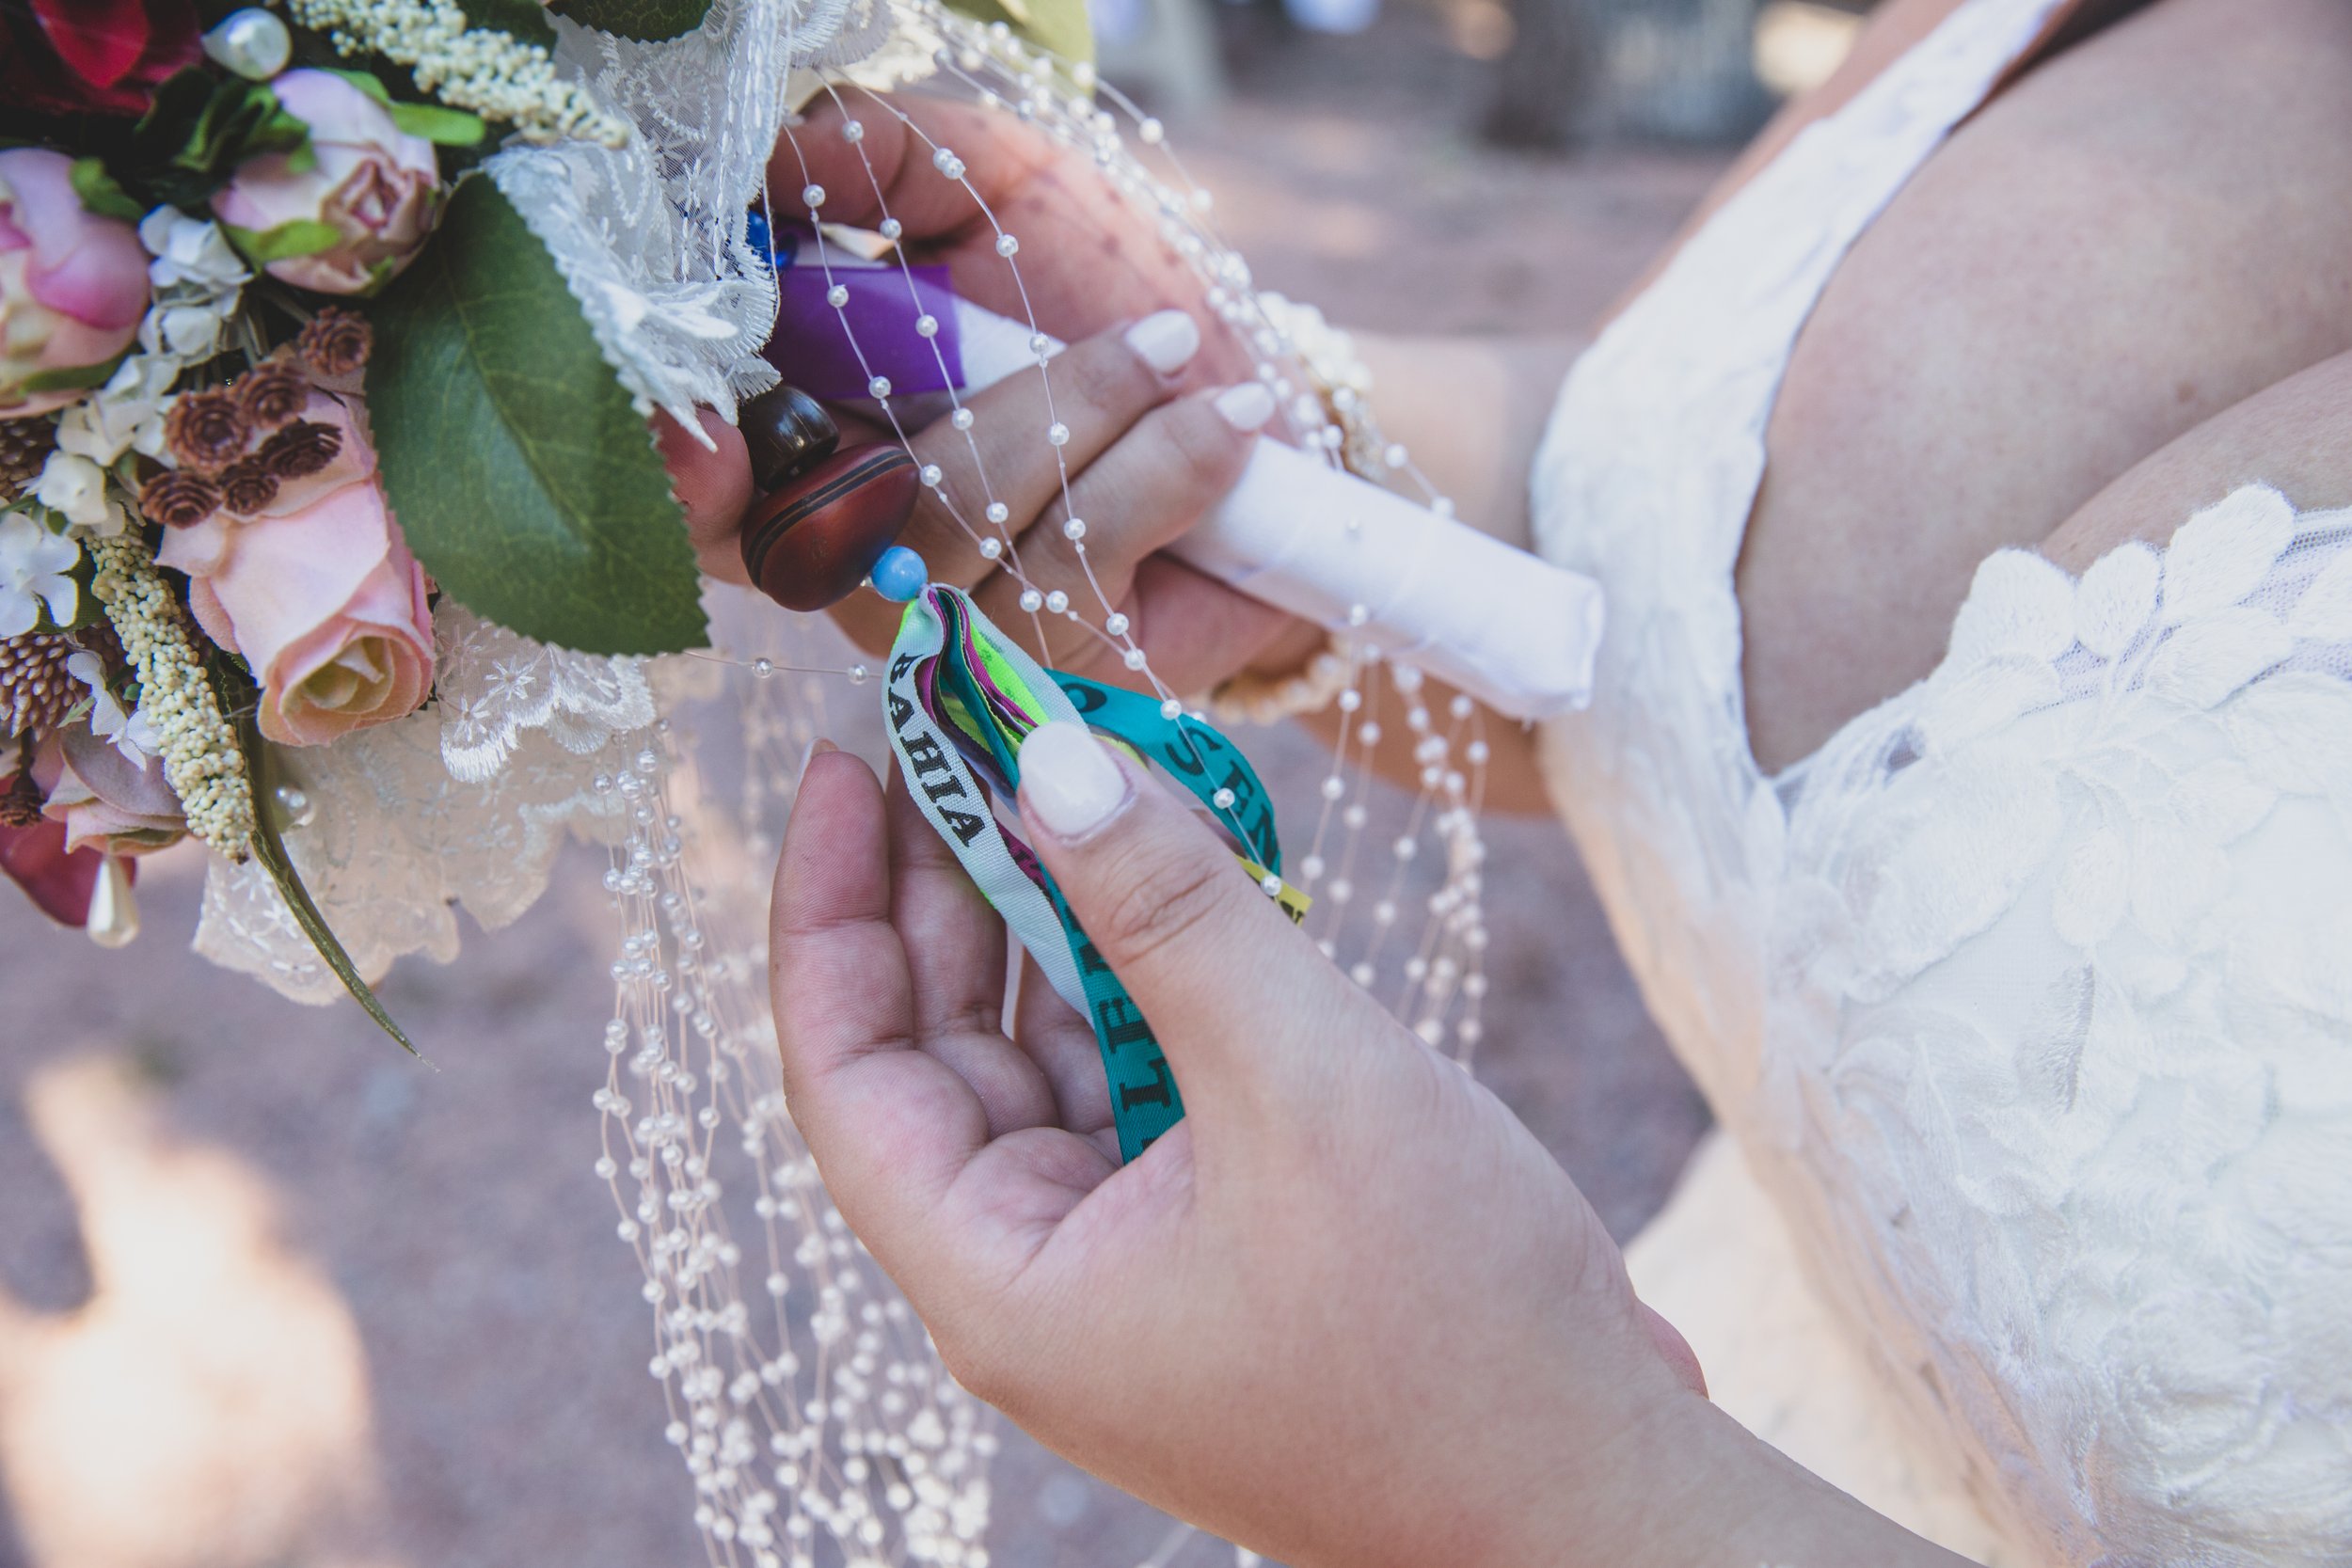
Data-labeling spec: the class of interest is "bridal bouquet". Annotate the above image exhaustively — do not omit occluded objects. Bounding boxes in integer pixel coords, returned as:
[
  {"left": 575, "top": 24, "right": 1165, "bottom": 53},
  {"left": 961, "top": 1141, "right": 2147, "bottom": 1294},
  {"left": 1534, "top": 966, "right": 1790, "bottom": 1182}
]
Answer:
[{"left": 0, "top": 0, "right": 1077, "bottom": 1040}]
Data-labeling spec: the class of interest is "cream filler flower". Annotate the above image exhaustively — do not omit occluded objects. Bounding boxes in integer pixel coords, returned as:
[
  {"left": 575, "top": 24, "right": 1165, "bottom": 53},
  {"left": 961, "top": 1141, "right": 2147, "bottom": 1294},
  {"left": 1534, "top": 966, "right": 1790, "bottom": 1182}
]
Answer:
[{"left": 0, "top": 512, "right": 77, "bottom": 637}]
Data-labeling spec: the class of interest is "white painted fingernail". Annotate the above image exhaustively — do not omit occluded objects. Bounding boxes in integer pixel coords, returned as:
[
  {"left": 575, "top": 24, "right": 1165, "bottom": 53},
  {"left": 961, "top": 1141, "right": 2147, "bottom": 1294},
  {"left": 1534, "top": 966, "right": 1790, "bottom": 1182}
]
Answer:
[
  {"left": 1020, "top": 721, "right": 1131, "bottom": 840},
  {"left": 1213, "top": 382, "right": 1275, "bottom": 432},
  {"left": 1124, "top": 309, "right": 1201, "bottom": 375}
]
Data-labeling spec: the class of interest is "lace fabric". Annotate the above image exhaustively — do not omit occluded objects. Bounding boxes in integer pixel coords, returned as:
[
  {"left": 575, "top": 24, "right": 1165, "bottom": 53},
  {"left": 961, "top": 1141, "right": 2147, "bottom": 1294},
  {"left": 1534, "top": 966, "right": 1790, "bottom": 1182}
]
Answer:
[{"left": 1531, "top": 1, "right": 2352, "bottom": 1562}]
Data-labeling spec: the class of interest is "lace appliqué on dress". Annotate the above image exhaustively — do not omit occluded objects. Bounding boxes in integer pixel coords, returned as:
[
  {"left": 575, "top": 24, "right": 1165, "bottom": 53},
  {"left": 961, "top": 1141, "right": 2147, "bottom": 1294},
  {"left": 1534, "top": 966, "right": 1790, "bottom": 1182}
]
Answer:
[{"left": 1770, "top": 486, "right": 2352, "bottom": 1564}]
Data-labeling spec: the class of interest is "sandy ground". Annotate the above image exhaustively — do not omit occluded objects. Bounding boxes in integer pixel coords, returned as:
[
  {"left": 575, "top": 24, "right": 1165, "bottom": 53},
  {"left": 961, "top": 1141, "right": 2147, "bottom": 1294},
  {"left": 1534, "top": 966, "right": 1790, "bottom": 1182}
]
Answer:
[{"left": 0, "top": 12, "right": 1730, "bottom": 1566}]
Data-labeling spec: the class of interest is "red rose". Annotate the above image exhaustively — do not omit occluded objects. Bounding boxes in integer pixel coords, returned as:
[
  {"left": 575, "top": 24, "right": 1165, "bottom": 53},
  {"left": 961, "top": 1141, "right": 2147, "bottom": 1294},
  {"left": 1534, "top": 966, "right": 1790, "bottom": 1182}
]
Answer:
[{"left": 1, "top": 0, "right": 201, "bottom": 119}]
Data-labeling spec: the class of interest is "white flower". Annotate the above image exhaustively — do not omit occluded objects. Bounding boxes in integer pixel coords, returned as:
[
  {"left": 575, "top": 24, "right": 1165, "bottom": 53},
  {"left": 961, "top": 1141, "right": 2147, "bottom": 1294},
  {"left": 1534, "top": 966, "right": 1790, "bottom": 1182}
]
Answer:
[
  {"left": 139, "top": 207, "right": 249, "bottom": 293},
  {"left": 56, "top": 386, "right": 164, "bottom": 469},
  {"left": 32, "top": 450, "right": 121, "bottom": 533},
  {"left": 0, "top": 512, "right": 79, "bottom": 637},
  {"left": 64, "top": 648, "right": 135, "bottom": 754}
]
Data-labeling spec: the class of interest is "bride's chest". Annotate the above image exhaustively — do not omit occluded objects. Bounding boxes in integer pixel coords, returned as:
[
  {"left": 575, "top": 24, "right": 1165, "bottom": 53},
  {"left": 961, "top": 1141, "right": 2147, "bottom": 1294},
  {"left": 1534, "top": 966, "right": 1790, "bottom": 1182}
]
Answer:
[{"left": 1738, "top": 0, "right": 2352, "bottom": 772}]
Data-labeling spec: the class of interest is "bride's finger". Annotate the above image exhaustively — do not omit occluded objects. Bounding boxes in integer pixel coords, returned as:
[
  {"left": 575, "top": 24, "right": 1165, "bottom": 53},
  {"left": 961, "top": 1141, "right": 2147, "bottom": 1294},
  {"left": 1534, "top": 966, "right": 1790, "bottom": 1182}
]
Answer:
[
  {"left": 829, "top": 316, "right": 1196, "bottom": 650},
  {"left": 770, "top": 749, "right": 992, "bottom": 1252},
  {"left": 969, "top": 383, "right": 1265, "bottom": 668},
  {"left": 882, "top": 766, "right": 1061, "bottom": 1138}
]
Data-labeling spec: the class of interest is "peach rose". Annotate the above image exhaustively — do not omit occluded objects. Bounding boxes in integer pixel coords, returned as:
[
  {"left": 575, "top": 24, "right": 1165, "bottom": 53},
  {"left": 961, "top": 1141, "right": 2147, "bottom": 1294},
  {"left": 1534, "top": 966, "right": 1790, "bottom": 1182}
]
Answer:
[
  {"left": 211, "top": 69, "right": 439, "bottom": 295},
  {"left": 157, "top": 396, "right": 433, "bottom": 746}
]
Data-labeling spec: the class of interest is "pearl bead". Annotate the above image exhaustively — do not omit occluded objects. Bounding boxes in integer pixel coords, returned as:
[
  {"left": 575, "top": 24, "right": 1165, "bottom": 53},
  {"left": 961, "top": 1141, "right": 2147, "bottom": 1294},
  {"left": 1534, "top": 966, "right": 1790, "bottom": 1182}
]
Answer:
[
  {"left": 842, "top": 119, "right": 866, "bottom": 142},
  {"left": 1018, "top": 589, "right": 1043, "bottom": 612},
  {"left": 202, "top": 8, "right": 291, "bottom": 78},
  {"left": 1139, "top": 118, "right": 1165, "bottom": 144},
  {"left": 1104, "top": 612, "right": 1129, "bottom": 636},
  {"left": 866, "top": 375, "right": 892, "bottom": 398},
  {"left": 978, "top": 538, "right": 1003, "bottom": 560},
  {"left": 752, "top": 657, "right": 773, "bottom": 678},
  {"left": 827, "top": 284, "right": 850, "bottom": 309},
  {"left": 802, "top": 183, "right": 826, "bottom": 208},
  {"left": 919, "top": 464, "right": 944, "bottom": 487},
  {"left": 1122, "top": 648, "right": 1147, "bottom": 671},
  {"left": 1160, "top": 699, "right": 1183, "bottom": 720},
  {"left": 1045, "top": 422, "right": 1070, "bottom": 447},
  {"left": 1043, "top": 590, "right": 1068, "bottom": 613},
  {"left": 879, "top": 217, "right": 902, "bottom": 240},
  {"left": 951, "top": 407, "right": 975, "bottom": 431},
  {"left": 1211, "top": 787, "right": 1236, "bottom": 810},
  {"left": 1061, "top": 516, "right": 1086, "bottom": 540},
  {"left": 995, "top": 234, "right": 1020, "bottom": 257},
  {"left": 1260, "top": 874, "right": 1283, "bottom": 895},
  {"left": 985, "top": 501, "right": 1009, "bottom": 524},
  {"left": 1320, "top": 775, "right": 1345, "bottom": 800},
  {"left": 915, "top": 313, "right": 939, "bottom": 339}
]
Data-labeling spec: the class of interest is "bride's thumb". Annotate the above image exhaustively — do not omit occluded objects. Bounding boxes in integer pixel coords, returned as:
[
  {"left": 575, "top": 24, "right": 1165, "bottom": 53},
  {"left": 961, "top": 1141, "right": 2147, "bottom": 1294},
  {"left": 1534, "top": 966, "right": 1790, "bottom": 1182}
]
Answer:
[{"left": 1015, "top": 721, "right": 1385, "bottom": 1122}]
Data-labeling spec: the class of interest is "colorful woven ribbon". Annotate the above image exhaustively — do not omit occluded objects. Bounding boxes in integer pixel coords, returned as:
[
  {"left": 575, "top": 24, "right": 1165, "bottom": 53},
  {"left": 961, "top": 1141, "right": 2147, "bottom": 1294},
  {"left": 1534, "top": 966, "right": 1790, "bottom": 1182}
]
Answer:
[{"left": 884, "top": 585, "right": 1304, "bottom": 1160}]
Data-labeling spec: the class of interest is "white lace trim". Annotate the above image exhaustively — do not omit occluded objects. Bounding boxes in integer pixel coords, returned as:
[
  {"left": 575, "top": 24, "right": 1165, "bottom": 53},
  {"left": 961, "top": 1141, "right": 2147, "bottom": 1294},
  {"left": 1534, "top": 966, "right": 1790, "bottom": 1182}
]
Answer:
[
  {"left": 193, "top": 675, "right": 666, "bottom": 1004},
  {"left": 485, "top": 0, "right": 912, "bottom": 434},
  {"left": 435, "top": 601, "right": 657, "bottom": 784}
]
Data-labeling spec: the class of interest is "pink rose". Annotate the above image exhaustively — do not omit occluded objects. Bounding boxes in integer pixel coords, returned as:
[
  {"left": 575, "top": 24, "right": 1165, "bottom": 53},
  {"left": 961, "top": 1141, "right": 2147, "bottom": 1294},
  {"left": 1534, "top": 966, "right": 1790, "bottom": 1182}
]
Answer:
[
  {"left": 158, "top": 401, "right": 434, "bottom": 747},
  {"left": 0, "top": 148, "right": 150, "bottom": 418},
  {"left": 211, "top": 70, "right": 439, "bottom": 295}
]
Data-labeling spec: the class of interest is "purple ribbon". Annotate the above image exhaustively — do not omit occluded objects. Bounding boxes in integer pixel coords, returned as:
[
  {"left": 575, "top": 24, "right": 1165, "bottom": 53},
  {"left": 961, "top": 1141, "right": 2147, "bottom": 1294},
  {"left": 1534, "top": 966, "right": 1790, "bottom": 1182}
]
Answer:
[{"left": 766, "top": 263, "right": 966, "bottom": 401}]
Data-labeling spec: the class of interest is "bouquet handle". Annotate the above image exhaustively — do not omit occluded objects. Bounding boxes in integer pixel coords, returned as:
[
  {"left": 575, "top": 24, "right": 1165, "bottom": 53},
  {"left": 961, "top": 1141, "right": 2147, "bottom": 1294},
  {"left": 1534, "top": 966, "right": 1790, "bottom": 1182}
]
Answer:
[{"left": 951, "top": 302, "right": 1603, "bottom": 722}]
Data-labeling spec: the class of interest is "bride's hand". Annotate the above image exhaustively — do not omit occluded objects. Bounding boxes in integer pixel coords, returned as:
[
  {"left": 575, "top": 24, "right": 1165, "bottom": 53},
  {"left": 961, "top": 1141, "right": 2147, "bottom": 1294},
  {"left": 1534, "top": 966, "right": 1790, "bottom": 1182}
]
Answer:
[
  {"left": 772, "top": 88, "right": 1257, "bottom": 386},
  {"left": 771, "top": 725, "right": 1968, "bottom": 1567}
]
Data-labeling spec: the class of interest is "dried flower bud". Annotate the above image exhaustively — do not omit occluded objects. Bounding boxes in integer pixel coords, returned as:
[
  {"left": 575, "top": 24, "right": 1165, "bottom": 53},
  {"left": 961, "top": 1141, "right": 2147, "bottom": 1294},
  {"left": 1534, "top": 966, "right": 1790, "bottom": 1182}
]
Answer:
[
  {"left": 165, "top": 389, "right": 249, "bottom": 473},
  {"left": 237, "top": 358, "right": 311, "bottom": 431},
  {"left": 0, "top": 766, "right": 43, "bottom": 829},
  {"left": 257, "top": 419, "right": 342, "bottom": 480},
  {"left": 217, "top": 458, "right": 280, "bottom": 515},
  {"left": 139, "top": 469, "right": 222, "bottom": 530},
  {"left": 297, "top": 309, "right": 373, "bottom": 379}
]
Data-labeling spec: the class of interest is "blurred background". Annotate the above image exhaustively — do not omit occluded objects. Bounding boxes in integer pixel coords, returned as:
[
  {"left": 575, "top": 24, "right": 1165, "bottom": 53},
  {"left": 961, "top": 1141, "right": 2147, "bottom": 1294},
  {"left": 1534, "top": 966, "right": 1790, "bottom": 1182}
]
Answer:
[{"left": 0, "top": 4, "right": 1866, "bottom": 1565}]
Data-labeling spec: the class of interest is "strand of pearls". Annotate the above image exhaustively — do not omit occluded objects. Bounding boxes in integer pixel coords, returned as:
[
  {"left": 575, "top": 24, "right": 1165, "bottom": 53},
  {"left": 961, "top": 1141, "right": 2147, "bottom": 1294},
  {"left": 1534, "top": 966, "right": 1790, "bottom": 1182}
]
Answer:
[{"left": 594, "top": 662, "right": 996, "bottom": 1568}]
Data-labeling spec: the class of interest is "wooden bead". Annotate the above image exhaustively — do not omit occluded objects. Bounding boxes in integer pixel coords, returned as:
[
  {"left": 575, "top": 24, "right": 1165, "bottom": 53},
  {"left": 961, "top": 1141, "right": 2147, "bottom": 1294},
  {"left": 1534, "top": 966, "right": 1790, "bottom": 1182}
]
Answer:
[
  {"left": 739, "top": 383, "right": 838, "bottom": 492},
  {"left": 739, "top": 444, "right": 920, "bottom": 612}
]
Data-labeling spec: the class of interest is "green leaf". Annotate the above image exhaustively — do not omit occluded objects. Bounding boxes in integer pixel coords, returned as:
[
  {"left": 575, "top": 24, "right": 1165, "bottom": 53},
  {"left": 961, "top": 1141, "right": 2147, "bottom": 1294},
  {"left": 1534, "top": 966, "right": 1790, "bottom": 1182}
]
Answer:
[
  {"left": 388, "top": 102, "right": 488, "bottom": 146},
  {"left": 216, "top": 664, "right": 422, "bottom": 1058},
  {"left": 17, "top": 352, "right": 129, "bottom": 395},
  {"left": 222, "top": 218, "right": 346, "bottom": 264},
  {"left": 69, "top": 159, "right": 145, "bottom": 223},
  {"left": 329, "top": 69, "right": 397, "bottom": 106},
  {"left": 362, "top": 178, "right": 707, "bottom": 656},
  {"left": 547, "top": 0, "right": 714, "bottom": 40},
  {"left": 943, "top": 0, "right": 1094, "bottom": 66},
  {"left": 463, "top": 0, "right": 562, "bottom": 45}
]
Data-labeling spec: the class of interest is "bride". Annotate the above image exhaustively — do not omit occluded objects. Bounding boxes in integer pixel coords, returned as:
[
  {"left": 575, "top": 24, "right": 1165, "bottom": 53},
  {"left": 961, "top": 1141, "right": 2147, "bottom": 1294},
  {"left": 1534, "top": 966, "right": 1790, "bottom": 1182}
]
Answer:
[{"left": 668, "top": 0, "right": 2352, "bottom": 1560}]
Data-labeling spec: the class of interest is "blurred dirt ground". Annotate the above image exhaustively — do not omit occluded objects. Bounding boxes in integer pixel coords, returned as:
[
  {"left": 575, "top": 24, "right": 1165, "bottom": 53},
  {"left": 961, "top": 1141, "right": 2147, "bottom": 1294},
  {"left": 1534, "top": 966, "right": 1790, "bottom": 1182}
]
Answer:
[{"left": 0, "top": 10, "right": 1728, "bottom": 1566}]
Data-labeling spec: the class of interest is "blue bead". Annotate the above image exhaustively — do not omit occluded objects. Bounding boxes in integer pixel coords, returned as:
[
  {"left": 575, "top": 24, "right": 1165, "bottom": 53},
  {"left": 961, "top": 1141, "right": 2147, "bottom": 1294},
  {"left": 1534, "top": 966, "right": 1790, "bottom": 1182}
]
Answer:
[{"left": 870, "top": 546, "right": 929, "bottom": 603}]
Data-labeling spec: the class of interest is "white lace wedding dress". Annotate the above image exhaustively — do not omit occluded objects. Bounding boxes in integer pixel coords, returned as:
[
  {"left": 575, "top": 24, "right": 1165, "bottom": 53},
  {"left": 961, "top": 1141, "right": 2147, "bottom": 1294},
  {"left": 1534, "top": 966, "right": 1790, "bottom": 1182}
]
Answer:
[{"left": 1529, "top": 2, "right": 2352, "bottom": 1564}]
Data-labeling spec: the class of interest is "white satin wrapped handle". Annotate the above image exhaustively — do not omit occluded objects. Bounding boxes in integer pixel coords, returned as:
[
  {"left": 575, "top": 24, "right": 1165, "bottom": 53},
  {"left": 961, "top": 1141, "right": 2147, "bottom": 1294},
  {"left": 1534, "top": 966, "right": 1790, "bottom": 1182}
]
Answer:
[{"left": 953, "top": 303, "right": 1604, "bottom": 722}]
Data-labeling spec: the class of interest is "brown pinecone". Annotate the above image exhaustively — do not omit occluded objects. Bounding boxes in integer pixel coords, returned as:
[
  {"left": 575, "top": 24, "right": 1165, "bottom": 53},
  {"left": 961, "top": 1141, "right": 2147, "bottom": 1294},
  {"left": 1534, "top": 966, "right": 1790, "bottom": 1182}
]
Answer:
[
  {"left": 0, "top": 419, "right": 56, "bottom": 501},
  {"left": 258, "top": 419, "right": 342, "bottom": 480},
  {"left": 297, "top": 309, "right": 373, "bottom": 379},
  {"left": 1, "top": 631, "right": 84, "bottom": 738},
  {"left": 165, "top": 388, "right": 250, "bottom": 473},
  {"left": 217, "top": 457, "right": 280, "bottom": 515},
  {"left": 237, "top": 357, "right": 312, "bottom": 430},
  {"left": 140, "top": 468, "right": 224, "bottom": 529}
]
